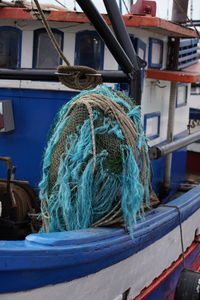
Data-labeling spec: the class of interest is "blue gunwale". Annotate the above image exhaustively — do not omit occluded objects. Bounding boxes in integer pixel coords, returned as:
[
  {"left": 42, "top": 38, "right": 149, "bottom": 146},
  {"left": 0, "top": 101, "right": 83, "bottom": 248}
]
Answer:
[{"left": 0, "top": 185, "right": 200, "bottom": 293}]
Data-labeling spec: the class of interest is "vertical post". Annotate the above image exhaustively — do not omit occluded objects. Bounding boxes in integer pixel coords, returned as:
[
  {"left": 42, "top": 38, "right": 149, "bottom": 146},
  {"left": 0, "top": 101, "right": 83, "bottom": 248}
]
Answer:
[
  {"left": 163, "top": 3, "right": 187, "bottom": 192},
  {"left": 164, "top": 81, "right": 177, "bottom": 190},
  {"left": 172, "top": 0, "right": 189, "bottom": 23}
]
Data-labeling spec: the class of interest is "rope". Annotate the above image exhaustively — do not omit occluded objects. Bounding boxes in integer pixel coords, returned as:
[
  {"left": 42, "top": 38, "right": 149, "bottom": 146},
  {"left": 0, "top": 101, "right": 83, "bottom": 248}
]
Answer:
[
  {"left": 62, "top": 91, "right": 148, "bottom": 228},
  {"left": 57, "top": 65, "right": 102, "bottom": 90},
  {"left": 32, "top": 0, "right": 103, "bottom": 90},
  {"left": 161, "top": 204, "right": 185, "bottom": 268},
  {"left": 67, "top": 93, "right": 139, "bottom": 171},
  {"left": 39, "top": 86, "right": 152, "bottom": 233}
]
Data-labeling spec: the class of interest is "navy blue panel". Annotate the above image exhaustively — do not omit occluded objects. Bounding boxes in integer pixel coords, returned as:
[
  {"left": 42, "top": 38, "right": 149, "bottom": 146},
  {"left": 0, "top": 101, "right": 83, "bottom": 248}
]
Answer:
[
  {"left": 178, "top": 38, "right": 198, "bottom": 70},
  {"left": 133, "top": 37, "right": 146, "bottom": 61},
  {"left": 74, "top": 30, "right": 104, "bottom": 70},
  {"left": 190, "top": 107, "right": 200, "bottom": 120},
  {"left": 0, "top": 88, "right": 77, "bottom": 188},
  {"left": 0, "top": 26, "right": 22, "bottom": 68}
]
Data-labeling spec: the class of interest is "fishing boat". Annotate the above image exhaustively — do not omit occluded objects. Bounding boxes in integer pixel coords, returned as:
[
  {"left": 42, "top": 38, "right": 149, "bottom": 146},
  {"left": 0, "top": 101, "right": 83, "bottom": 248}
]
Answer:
[{"left": 0, "top": 0, "right": 199, "bottom": 299}]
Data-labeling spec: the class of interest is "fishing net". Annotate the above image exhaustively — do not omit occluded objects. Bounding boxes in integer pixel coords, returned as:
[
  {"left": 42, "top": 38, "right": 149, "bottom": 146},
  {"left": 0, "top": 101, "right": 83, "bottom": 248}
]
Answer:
[{"left": 39, "top": 85, "right": 152, "bottom": 234}]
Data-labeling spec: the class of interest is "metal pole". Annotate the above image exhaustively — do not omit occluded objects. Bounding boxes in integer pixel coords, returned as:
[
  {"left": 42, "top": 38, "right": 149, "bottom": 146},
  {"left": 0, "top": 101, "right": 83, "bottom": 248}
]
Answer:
[
  {"left": 163, "top": 3, "right": 183, "bottom": 191},
  {"left": 150, "top": 131, "right": 200, "bottom": 159},
  {"left": 76, "top": 0, "right": 134, "bottom": 75},
  {"left": 164, "top": 81, "right": 177, "bottom": 190},
  {"left": 103, "top": 0, "right": 141, "bottom": 104},
  {"left": 103, "top": 0, "right": 139, "bottom": 69},
  {"left": 0, "top": 68, "right": 129, "bottom": 83},
  {"left": 172, "top": 0, "right": 189, "bottom": 23}
]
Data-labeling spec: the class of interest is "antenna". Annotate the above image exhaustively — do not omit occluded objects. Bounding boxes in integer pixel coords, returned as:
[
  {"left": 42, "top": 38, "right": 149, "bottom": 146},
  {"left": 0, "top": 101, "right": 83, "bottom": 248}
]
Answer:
[{"left": 190, "top": 0, "right": 193, "bottom": 20}]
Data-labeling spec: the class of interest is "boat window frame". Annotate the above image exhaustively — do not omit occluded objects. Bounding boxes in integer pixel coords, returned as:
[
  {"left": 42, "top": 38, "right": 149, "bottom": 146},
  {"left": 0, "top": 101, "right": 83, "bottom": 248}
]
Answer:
[
  {"left": 144, "top": 111, "right": 161, "bottom": 140},
  {"left": 0, "top": 26, "right": 22, "bottom": 68},
  {"left": 74, "top": 30, "right": 104, "bottom": 70},
  {"left": 133, "top": 37, "right": 146, "bottom": 61},
  {"left": 148, "top": 38, "right": 164, "bottom": 69},
  {"left": 176, "top": 83, "right": 188, "bottom": 108},
  {"left": 33, "top": 28, "right": 64, "bottom": 69}
]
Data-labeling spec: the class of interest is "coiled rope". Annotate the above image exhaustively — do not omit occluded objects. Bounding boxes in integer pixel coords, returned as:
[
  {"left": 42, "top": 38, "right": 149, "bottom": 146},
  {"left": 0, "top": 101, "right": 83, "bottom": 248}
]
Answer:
[{"left": 33, "top": 0, "right": 103, "bottom": 90}]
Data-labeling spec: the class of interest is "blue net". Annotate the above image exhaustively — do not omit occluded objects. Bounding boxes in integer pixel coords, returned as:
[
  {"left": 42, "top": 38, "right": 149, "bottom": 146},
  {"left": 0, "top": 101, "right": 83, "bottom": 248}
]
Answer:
[{"left": 39, "top": 85, "right": 152, "bottom": 235}]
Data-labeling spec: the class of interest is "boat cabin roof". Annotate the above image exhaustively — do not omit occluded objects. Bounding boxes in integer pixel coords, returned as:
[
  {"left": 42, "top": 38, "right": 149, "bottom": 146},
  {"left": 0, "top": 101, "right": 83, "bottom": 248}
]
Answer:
[{"left": 0, "top": 7, "right": 199, "bottom": 38}]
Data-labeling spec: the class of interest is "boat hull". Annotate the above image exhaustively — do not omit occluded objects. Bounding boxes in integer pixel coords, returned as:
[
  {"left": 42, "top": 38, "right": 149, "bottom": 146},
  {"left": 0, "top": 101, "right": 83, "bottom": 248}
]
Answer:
[{"left": 0, "top": 186, "right": 199, "bottom": 300}]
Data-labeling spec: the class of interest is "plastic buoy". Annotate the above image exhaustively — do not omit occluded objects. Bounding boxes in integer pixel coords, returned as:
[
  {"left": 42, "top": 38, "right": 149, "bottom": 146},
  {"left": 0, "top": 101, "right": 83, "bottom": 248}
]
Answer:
[{"left": 174, "top": 269, "right": 200, "bottom": 300}]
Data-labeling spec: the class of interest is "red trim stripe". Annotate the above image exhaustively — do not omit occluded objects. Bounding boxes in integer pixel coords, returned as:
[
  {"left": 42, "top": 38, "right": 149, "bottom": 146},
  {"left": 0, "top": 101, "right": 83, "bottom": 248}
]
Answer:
[
  {"left": 0, "top": 8, "right": 199, "bottom": 38},
  {"left": 133, "top": 235, "right": 200, "bottom": 300}
]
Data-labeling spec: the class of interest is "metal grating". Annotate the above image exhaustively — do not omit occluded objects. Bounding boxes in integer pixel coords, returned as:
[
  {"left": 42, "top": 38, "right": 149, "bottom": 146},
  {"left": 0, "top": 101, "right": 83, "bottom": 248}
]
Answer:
[{"left": 167, "top": 38, "right": 199, "bottom": 70}]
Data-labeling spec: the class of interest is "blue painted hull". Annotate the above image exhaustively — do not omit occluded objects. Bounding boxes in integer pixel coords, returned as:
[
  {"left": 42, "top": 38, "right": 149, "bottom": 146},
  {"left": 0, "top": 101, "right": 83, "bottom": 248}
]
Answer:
[{"left": 0, "top": 186, "right": 199, "bottom": 294}]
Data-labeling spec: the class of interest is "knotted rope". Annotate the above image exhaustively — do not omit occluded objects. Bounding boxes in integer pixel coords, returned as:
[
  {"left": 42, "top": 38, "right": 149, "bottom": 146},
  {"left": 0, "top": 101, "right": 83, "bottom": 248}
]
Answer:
[{"left": 33, "top": 0, "right": 103, "bottom": 90}]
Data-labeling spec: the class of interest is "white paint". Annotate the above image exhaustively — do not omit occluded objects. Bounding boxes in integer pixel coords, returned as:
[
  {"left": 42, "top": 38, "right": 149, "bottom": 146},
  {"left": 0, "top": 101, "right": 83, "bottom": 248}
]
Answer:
[
  {"left": 188, "top": 143, "right": 200, "bottom": 153},
  {"left": 0, "top": 102, "right": 3, "bottom": 114},
  {"left": 21, "top": 31, "right": 33, "bottom": 68},
  {"left": 189, "top": 94, "right": 200, "bottom": 109},
  {"left": 2, "top": 208, "right": 200, "bottom": 300},
  {"left": 145, "top": 115, "right": 159, "bottom": 138},
  {"left": 0, "top": 17, "right": 193, "bottom": 147},
  {"left": 63, "top": 32, "right": 75, "bottom": 65},
  {"left": 151, "top": 43, "right": 162, "bottom": 65},
  {"left": 177, "top": 85, "right": 187, "bottom": 106}
]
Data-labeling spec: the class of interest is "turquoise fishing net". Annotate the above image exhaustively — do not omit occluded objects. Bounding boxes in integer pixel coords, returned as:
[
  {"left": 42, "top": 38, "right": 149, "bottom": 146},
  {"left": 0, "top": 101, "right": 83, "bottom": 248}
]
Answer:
[{"left": 39, "top": 85, "right": 151, "bottom": 234}]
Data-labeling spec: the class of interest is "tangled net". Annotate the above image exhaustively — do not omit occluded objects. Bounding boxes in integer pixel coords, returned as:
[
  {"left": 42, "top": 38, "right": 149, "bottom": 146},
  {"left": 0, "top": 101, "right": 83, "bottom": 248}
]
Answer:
[{"left": 39, "top": 85, "right": 152, "bottom": 234}]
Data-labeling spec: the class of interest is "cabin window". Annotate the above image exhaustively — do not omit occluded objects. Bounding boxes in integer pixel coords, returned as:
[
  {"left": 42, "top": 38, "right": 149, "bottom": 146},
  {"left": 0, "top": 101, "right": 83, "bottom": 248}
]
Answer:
[
  {"left": 0, "top": 26, "right": 21, "bottom": 68},
  {"left": 133, "top": 37, "right": 146, "bottom": 61},
  {"left": 116, "top": 35, "right": 146, "bottom": 95},
  {"left": 144, "top": 112, "right": 161, "bottom": 140},
  {"left": 148, "top": 38, "right": 163, "bottom": 69},
  {"left": 75, "top": 31, "right": 104, "bottom": 70},
  {"left": 33, "top": 29, "right": 63, "bottom": 68},
  {"left": 176, "top": 83, "right": 188, "bottom": 107}
]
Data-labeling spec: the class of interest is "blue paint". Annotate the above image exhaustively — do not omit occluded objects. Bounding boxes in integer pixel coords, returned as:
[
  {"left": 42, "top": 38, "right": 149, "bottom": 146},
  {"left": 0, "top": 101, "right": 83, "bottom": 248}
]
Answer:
[
  {"left": 0, "top": 185, "right": 199, "bottom": 293},
  {"left": 0, "top": 88, "right": 77, "bottom": 188},
  {"left": 133, "top": 37, "right": 146, "bottom": 61},
  {"left": 0, "top": 87, "right": 188, "bottom": 196},
  {"left": 74, "top": 30, "right": 104, "bottom": 70},
  {"left": 176, "top": 83, "right": 188, "bottom": 108},
  {"left": 144, "top": 111, "right": 161, "bottom": 140},
  {"left": 148, "top": 38, "right": 164, "bottom": 69},
  {"left": 0, "top": 26, "right": 22, "bottom": 68},
  {"left": 190, "top": 107, "right": 200, "bottom": 120},
  {"left": 118, "top": 0, "right": 122, "bottom": 13}
]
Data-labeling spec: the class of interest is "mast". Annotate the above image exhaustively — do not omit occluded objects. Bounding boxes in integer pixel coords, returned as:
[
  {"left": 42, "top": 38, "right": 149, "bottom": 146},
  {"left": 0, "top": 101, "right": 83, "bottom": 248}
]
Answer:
[
  {"left": 164, "top": 0, "right": 189, "bottom": 192},
  {"left": 172, "top": 0, "right": 189, "bottom": 23}
]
